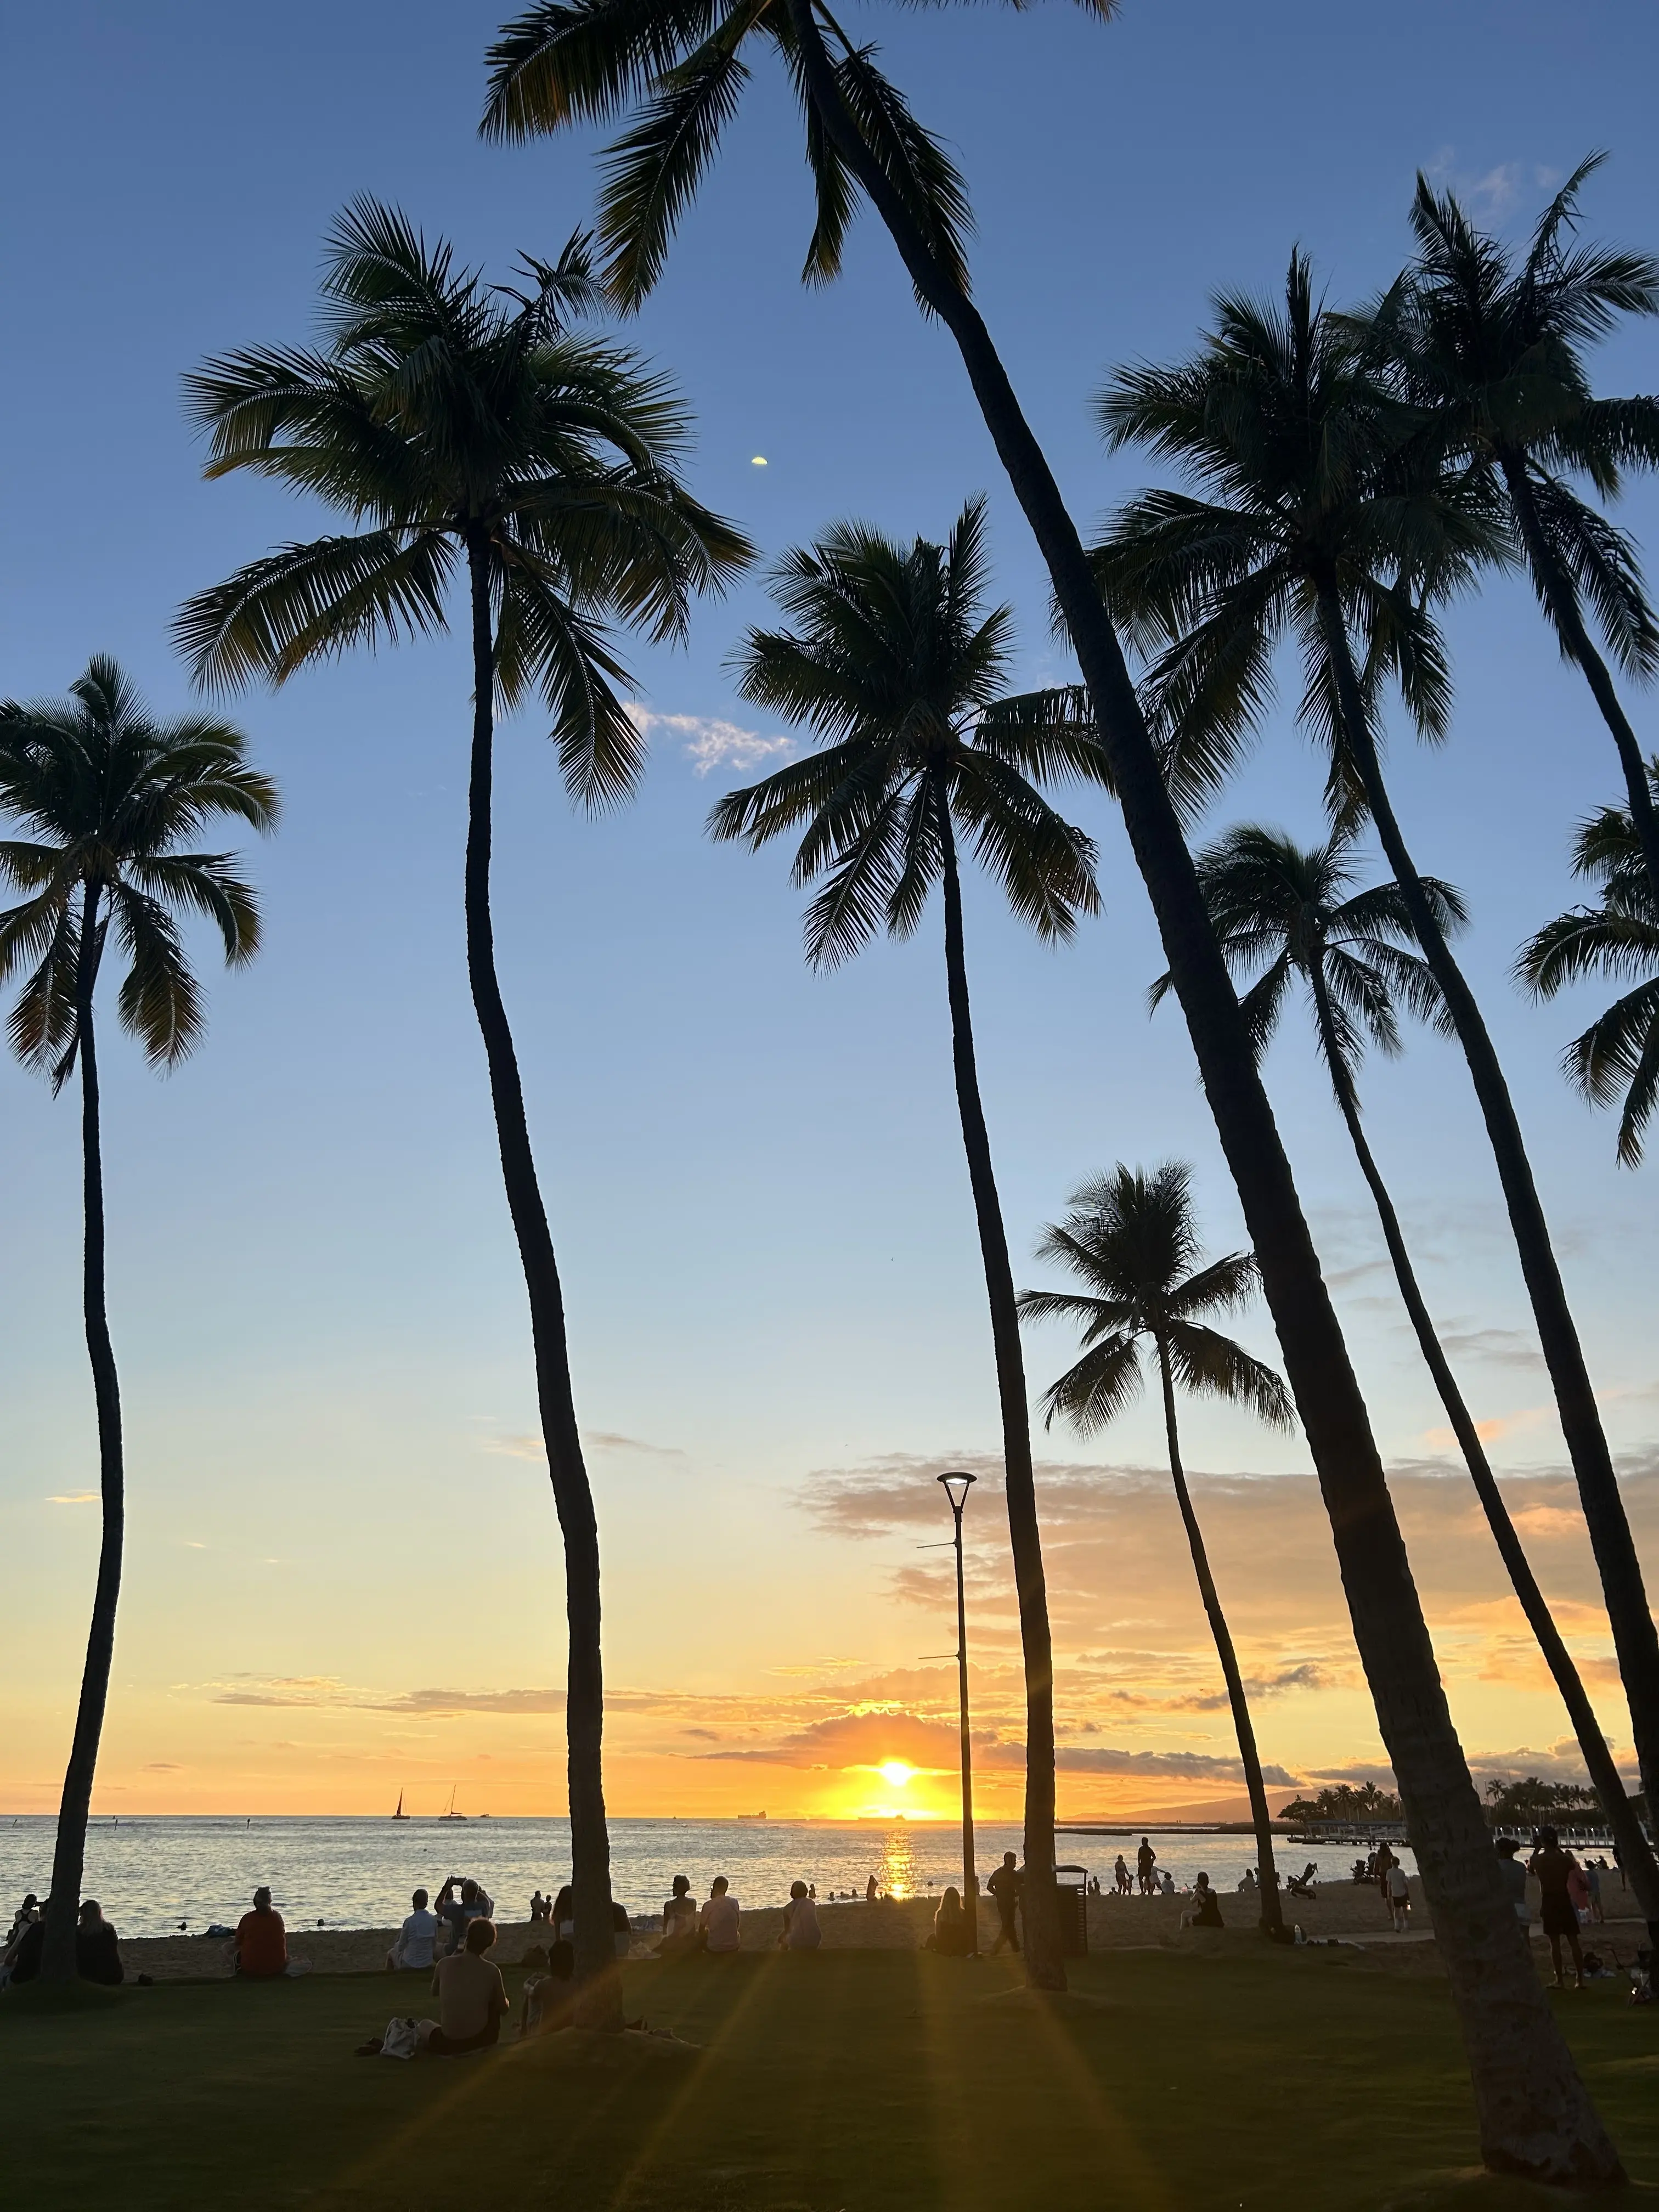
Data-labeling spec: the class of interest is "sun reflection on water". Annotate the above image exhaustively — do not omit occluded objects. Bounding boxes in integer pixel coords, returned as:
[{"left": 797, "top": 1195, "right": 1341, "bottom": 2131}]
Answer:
[{"left": 878, "top": 1827, "right": 919, "bottom": 1901}]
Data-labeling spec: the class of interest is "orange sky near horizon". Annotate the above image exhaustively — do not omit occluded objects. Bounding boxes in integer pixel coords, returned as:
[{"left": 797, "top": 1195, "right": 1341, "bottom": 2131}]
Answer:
[{"left": 5, "top": 1453, "right": 1648, "bottom": 1826}]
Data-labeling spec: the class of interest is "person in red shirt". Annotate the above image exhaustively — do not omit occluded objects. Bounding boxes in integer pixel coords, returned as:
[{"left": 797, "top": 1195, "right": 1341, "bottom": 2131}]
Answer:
[{"left": 230, "top": 1887, "right": 291, "bottom": 1979}]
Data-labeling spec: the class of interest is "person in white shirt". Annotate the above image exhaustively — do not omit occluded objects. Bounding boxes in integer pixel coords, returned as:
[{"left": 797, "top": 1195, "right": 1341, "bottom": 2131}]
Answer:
[
  {"left": 780, "top": 1881, "right": 821, "bottom": 1951},
  {"left": 386, "top": 1888, "right": 440, "bottom": 1971},
  {"left": 700, "top": 1876, "right": 741, "bottom": 1954}
]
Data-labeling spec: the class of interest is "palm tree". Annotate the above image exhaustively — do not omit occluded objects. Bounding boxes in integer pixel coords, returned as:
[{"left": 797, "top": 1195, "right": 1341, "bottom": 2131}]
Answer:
[
  {"left": 1018, "top": 1163, "right": 1293, "bottom": 1936},
  {"left": 175, "top": 200, "right": 750, "bottom": 2017},
  {"left": 1520, "top": 765, "right": 1659, "bottom": 1169},
  {"left": 1382, "top": 157, "right": 1659, "bottom": 905},
  {"left": 481, "top": 16, "right": 1621, "bottom": 2172},
  {"left": 1093, "top": 252, "right": 1659, "bottom": 1857},
  {"left": 1183, "top": 823, "right": 1659, "bottom": 1943},
  {"left": 0, "top": 658, "right": 275, "bottom": 1982},
  {"left": 712, "top": 500, "right": 1100, "bottom": 1987}
]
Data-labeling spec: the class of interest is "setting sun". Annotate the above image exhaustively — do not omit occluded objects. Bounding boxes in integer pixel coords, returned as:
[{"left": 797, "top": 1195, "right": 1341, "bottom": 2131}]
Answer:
[{"left": 877, "top": 1760, "right": 917, "bottom": 1789}]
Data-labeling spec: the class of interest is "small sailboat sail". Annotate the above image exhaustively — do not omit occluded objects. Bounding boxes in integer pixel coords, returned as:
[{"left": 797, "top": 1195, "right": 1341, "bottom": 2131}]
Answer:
[{"left": 392, "top": 1790, "right": 408, "bottom": 1820}]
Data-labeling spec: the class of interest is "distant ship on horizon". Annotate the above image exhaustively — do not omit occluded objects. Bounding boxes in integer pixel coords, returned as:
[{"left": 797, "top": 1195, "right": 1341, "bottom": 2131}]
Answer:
[
  {"left": 736, "top": 1810, "right": 767, "bottom": 1821},
  {"left": 392, "top": 1790, "right": 408, "bottom": 1821},
  {"left": 439, "top": 1785, "right": 467, "bottom": 1822}
]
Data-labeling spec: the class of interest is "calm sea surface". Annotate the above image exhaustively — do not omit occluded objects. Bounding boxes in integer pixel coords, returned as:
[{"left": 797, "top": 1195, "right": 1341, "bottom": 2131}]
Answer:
[{"left": 0, "top": 1817, "right": 1387, "bottom": 1938}]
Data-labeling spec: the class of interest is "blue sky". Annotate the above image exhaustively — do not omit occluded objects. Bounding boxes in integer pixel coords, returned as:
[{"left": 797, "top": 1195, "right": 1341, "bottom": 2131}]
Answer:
[{"left": 3, "top": 0, "right": 1658, "bottom": 1815}]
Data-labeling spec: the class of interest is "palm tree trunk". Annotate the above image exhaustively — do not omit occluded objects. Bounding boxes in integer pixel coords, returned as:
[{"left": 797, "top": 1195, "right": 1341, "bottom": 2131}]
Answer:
[
  {"left": 464, "top": 534, "right": 619, "bottom": 2025},
  {"left": 936, "top": 799, "right": 1064, "bottom": 1991},
  {"left": 1153, "top": 1338, "right": 1283, "bottom": 1936},
  {"left": 41, "top": 882, "right": 125, "bottom": 1984},
  {"left": 1316, "top": 582, "right": 1659, "bottom": 1829},
  {"left": 1502, "top": 454, "right": 1659, "bottom": 907},
  {"left": 1308, "top": 962, "right": 1659, "bottom": 1944},
  {"left": 783, "top": 8, "right": 1621, "bottom": 2175}
]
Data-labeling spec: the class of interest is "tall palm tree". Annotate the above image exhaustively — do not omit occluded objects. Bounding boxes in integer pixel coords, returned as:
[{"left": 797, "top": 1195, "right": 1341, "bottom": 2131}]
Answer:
[
  {"left": 1381, "top": 157, "right": 1659, "bottom": 905},
  {"left": 710, "top": 500, "right": 1100, "bottom": 1989},
  {"left": 1093, "top": 252, "right": 1659, "bottom": 1856},
  {"left": 0, "top": 659, "right": 275, "bottom": 1982},
  {"left": 1520, "top": 766, "right": 1659, "bottom": 1169},
  {"left": 481, "top": 15, "right": 1620, "bottom": 2174},
  {"left": 1018, "top": 1163, "right": 1293, "bottom": 1936},
  {"left": 175, "top": 200, "right": 749, "bottom": 2016},
  {"left": 1183, "top": 824, "right": 1659, "bottom": 1942}
]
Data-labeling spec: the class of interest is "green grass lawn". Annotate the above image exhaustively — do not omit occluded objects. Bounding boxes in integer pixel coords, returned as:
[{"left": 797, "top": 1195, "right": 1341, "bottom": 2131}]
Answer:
[{"left": 4, "top": 1945, "right": 1657, "bottom": 2210}]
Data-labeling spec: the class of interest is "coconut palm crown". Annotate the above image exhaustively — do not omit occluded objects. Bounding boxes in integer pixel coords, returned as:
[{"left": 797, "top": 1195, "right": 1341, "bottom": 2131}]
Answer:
[
  {"left": 176, "top": 198, "right": 751, "bottom": 801},
  {"left": 1152, "top": 823, "right": 1461, "bottom": 1090},
  {"left": 1519, "top": 761, "right": 1659, "bottom": 1166},
  {"left": 1091, "top": 251, "right": 1507, "bottom": 821}
]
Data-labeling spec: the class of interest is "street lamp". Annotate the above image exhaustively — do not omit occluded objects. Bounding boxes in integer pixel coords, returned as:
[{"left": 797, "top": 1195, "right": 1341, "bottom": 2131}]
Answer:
[{"left": 938, "top": 1470, "right": 978, "bottom": 1953}]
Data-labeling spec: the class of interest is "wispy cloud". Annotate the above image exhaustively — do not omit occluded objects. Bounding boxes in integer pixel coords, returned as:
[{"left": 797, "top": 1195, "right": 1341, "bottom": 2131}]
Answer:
[
  {"left": 1424, "top": 149, "right": 1564, "bottom": 221},
  {"left": 46, "top": 1492, "right": 98, "bottom": 1505},
  {"left": 480, "top": 1428, "right": 685, "bottom": 1463},
  {"left": 625, "top": 704, "right": 794, "bottom": 777}
]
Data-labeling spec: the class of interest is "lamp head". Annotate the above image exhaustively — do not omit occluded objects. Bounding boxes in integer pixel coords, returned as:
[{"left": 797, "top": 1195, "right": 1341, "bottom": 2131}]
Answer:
[{"left": 938, "top": 1470, "right": 975, "bottom": 1515}]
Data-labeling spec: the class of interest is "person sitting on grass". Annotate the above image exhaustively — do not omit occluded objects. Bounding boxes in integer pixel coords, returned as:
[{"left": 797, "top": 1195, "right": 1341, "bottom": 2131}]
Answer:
[
  {"left": 229, "top": 1887, "right": 308, "bottom": 1978},
  {"left": 74, "top": 1900, "right": 124, "bottom": 1984},
  {"left": 1529, "top": 1829, "right": 1587, "bottom": 1990},
  {"left": 386, "top": 1889, "right": 439, "bottom": 1972},
  {"left": 925, "top": 1886, "right": 974, "bottom": 1956},
  {"left": 780, "top": 1881, "right": 821, "bottom": 1951},
  {"left": 657, "top": 1874, "right": 698, "bottom": 1955},
  {"left": 424, "top": 1917, "right": 509, "bottom": 2055},
  {"left": 517, "top": 1938, "right": 575, "bottom": 2039},
  {"left": 700, "top": 1877, "right": 741, "bottom": 1954}
]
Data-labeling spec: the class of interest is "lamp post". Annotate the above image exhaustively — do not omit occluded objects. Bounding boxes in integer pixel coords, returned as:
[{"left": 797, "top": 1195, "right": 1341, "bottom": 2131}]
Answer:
[{"left": 938, "top": 1470, "right": 978, "bottom": 1953}]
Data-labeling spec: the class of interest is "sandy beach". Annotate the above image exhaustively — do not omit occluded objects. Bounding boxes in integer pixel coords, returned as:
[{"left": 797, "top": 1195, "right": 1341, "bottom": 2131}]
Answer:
[{"left": 108, "top": 1874, "right": 1647, "bottom": 1982}]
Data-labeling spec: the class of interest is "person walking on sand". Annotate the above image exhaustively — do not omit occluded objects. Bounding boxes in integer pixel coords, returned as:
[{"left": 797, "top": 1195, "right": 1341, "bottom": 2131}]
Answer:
[
  {"left": 1528, "top": 1828, "right": 1587, "bottom": 1990},
  {"left": 1136, "top": 1837, "right": 1156, "bottom": 1895},
  {"left": 987, "top": 1853, "right": 1023, "bottom": 1954},
  {"left": 1113, "top": 1854, "right": 1131, "bottom": 1896}
]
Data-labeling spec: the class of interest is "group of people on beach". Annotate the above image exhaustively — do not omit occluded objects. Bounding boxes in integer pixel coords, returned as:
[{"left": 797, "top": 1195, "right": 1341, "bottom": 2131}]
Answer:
[{"left": 1, "top": 1893, "right": 125, "bottom": 1987}]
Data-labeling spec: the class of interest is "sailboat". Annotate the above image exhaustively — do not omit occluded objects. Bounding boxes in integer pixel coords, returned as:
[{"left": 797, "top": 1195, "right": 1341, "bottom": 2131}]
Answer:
[
  {"left": 438, "top": 1785, "right": 467, "bottom": 1822},
  {"left": 392, "top": 1790, "right": 408, "bottom": 1820}
]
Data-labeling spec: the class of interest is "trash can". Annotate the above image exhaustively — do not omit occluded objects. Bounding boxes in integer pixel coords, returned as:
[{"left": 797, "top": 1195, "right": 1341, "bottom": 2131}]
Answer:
[{"left": 1054, "top": 1864, "right": 1089, "bottom": 1957}]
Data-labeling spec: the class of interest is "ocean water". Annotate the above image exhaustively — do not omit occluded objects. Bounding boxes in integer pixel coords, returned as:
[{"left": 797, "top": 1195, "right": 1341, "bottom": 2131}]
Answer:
[{"left": 0, "top": 1816, "right": 1376, "bottom": 1939}]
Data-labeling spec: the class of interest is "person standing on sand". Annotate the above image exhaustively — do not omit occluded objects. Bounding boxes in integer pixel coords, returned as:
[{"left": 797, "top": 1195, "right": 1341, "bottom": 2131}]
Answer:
[
  {"left": 1113, "top": 1855, "right": 1131, "bottom": 1896},
  {"left": 1136, "top": 1837, "right": 1156, "bottom": 1895},
  {"left": 987, "top": 1853, "right": 1023, "bottom": 1954},
  {"left": 865, "top": 1875, "right": 879, "bottom": 1903},
  {"left": 1528, "top": 1827, "right": 1587, "bottom": 1990},
  {"left": 1386, "top": 1861, "right": 1410, "bottom": 1933}
]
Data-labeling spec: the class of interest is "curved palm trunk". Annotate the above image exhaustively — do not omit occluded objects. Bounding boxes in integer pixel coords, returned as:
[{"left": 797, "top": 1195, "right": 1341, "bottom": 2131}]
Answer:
[
  {"left": 42, "top": 883, "right": 125, "bottom": 1984},
  {"left": 937, "top": 804, "right": 1064, "bottom": 1990},
  {"left": 1153, "top": 1339, "right": 1283, "bottom": 1936},
  {"left": 1502, "top": 455, "right": 1659, "bottom": 907},
  {"left": 1308, "top": 963, "right": 1659, "bottom": 1944},
  {"left": 785, "top": 5, "right": 1620, "bottom": 2175},
  {"left": 465, "top": 537, "right": 619, "bottom": 2025},
  {"left": 1317, "top": 583, "right": 1659, "bottom": 1830}
]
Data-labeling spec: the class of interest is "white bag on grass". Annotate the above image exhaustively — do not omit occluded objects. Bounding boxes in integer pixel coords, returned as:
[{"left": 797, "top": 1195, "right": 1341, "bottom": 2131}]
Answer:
[{"left": 380, "top": 2016, "right": 422, "bottom": 2060}]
